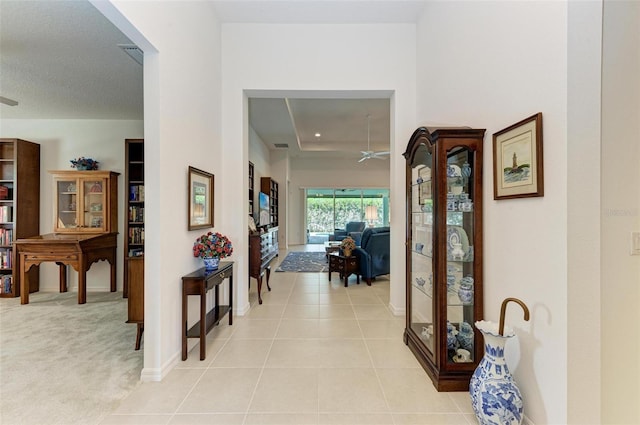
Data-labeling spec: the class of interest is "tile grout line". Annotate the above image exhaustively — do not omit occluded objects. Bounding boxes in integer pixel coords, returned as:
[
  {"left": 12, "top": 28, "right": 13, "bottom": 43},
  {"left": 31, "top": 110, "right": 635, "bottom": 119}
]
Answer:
[{"left": 240, "top": 270, "right": 294, "bottom": 425}]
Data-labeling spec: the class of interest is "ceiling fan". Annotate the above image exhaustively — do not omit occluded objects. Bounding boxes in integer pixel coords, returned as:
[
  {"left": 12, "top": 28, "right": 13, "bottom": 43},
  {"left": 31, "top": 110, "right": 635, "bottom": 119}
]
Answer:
[{"left": 358, "top": 114, "right": 390, "bottom": 162}]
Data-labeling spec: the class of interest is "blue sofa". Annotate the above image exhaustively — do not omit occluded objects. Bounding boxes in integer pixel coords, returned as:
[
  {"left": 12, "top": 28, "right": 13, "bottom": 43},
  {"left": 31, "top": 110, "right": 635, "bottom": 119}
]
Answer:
[
  {"left": 332, "top": 221, "right": 366, "bottom": 242},
  {"left": 353, "top": 227, "right": 390, "bottom": 286}
]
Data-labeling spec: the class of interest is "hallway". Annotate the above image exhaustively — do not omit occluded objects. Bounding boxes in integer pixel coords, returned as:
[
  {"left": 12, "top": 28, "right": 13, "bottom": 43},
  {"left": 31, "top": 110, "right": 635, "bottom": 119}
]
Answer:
[{"left": 101, "top": 250, "right": 476, "bottom": 424}]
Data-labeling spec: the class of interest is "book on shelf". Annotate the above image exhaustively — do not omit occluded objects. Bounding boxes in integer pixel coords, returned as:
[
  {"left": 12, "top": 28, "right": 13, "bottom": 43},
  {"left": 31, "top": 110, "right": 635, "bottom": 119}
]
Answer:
[
  {"left": 128, "top": 248, "right": 144, "bottom": 257},
  {"left": 129, "top": 185, "right": 145, "bottom": 202},
  {"left": 0, "top": 249, "right": 12, "bottom": 269},
  {"left": 0, "top": 205, "right": 12, "bottom": 222},
  {"left": 0, "top": 186, "right": 8, "bottom": 200},
  {"left": 0, "top": 275, "right": 12, "bottom": 294},
  {"left": 0, "top": 228, "right": 13, "bottom": 245},
  {"left": 128, "top": 205, "right": 144, "bottom": 222}
]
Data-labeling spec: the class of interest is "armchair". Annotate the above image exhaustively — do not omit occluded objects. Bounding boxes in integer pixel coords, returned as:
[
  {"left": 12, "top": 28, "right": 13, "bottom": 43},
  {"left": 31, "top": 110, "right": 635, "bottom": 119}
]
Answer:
[
  {"left": 332, "top": 221, "right": 365, "bottom": 242},
  {"left": 353, "top": 227, "right": 390, "bottom": 285}
]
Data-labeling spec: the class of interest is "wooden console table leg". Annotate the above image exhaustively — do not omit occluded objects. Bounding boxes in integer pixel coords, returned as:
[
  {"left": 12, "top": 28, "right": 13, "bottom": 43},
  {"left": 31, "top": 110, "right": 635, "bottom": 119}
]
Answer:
[
  {"left": 57, "top": 263, "right": 68, "bottom": 293},
  {"left": 182, "top": 286, "right": 188, "bottom": 361},
  {"left": 228, "top": 273, "right": 233, "bottom": 325},
  {"left": 265, "top": 266, "right": 272, "bottom": 292},
  {"left": 200, "top": 285, "right": 206, "bottom": 360},
  {"left": 257, "top": 275, "right": 263, "bottom": 305}
]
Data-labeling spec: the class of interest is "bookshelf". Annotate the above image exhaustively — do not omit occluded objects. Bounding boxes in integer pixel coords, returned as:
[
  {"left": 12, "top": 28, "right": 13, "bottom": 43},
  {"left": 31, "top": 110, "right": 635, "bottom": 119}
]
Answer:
[
  {"left": 260, "top": 177, "right": 279, "bottom": 228},
  {"left": 124, "top": 139, "right": 145, "bottom": 349},
  {"left": 0, "top": 139, "right": 40, "bottom": 298}
]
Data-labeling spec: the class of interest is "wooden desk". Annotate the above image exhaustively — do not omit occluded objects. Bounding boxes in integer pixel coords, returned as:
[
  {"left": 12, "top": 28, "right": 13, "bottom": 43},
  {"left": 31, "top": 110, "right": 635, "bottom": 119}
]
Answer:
[
  {"left": 182, "top": 261, "right": 233, "bottom": 361},
  {"left": 15, "top": 233, "right": 117, "bottom": 305}
]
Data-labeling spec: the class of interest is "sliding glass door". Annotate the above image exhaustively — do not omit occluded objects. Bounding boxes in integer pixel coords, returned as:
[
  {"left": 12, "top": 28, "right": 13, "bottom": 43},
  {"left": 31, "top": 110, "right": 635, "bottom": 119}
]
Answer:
[{"left": 306, "top": 188, "right": 389, "bottom": 244}]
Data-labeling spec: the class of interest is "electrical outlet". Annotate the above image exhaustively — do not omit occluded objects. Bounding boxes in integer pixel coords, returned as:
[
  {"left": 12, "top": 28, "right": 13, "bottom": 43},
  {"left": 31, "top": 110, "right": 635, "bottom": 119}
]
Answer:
[{"left": 632, "top": 232, "right": 640, "bottom": 256}]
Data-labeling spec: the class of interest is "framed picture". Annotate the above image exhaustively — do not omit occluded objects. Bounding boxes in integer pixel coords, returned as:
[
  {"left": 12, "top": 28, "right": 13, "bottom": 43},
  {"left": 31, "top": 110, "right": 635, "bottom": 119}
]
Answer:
[
  {"left": 493, "top": 113, "right": 543, "bottom": 200},
  {"left": 188, "top": 166, "right": 214, "bottom": 230}
]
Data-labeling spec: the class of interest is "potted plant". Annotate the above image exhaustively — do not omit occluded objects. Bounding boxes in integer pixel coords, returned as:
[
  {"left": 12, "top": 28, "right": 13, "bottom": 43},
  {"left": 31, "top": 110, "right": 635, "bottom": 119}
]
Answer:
[
  {"left": 70, "top": 157, "right": 99, "bottom": 170},
  {"left": 193, "top": 231, "right": 233, "bottom": 271},
  {"left": 340, "top": 236, "right": 356, "bottom": 257}
]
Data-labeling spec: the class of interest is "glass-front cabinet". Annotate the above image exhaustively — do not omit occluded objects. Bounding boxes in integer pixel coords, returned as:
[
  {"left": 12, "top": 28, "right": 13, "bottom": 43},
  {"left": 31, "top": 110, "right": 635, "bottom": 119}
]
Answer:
[
  {"left": 403, "top": 127, "right": 485, "bottom": 391},
  {"left": 50, "top": 170, "right": 119, "bottom": 233}
]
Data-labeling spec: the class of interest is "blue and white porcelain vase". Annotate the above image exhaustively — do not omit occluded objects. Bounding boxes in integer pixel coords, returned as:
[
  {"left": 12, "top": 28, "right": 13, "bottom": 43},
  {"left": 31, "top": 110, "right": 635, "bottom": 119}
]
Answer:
[
  {"left": 470, "top": 320, "right": 524, "bottom": 425},
  {"left": 203, "top": 257, "right": 220, "bottom": 272},
  {"left": 456, "top": 321, "right": 474, "bottom": 352}
]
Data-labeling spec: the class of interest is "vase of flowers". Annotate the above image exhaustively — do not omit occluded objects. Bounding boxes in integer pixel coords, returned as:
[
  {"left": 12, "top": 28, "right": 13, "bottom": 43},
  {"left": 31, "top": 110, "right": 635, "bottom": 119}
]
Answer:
[
  {"left": 70, "top": 157, "right": 99, "bottom": 171},
  {"left": 193, "top": 231, "right": 233, "bottom": 272},
  {"left": 340, "top": 236, "right": 356, "bottom": 257}
]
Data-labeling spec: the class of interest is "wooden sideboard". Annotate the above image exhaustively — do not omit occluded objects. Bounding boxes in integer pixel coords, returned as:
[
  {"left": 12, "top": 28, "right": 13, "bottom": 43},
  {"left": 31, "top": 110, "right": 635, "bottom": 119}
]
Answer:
[{"left": 248, "top": 227, "right": 278, "bottom": 304}]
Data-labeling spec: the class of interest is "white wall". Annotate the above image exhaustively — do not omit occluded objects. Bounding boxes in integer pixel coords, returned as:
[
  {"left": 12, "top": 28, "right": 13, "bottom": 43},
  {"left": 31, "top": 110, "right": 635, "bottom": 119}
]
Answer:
[
  {"left": 221, "top": 24, "right": 416, "bottom": 316},
  {"left": 601, "top": 1, "right": 640, "bottom": 422},
  {"left": 417, "top": 2, "right": 568, "bottom": 424},
  {"left": 0, "top": 119, "right": 143, "bottom": 292},
  {"left": 289, "top": 158, "right": 390, "bottom": 245},
  {"left": 98, "top": 0, "right": 222, "bottom": 381}
]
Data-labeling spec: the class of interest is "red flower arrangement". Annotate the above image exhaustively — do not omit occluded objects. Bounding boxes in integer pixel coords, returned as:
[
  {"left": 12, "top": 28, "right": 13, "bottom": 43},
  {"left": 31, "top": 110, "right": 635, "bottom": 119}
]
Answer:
[{"left": 193, "top": 231, "right": 233, "bottom": 259}]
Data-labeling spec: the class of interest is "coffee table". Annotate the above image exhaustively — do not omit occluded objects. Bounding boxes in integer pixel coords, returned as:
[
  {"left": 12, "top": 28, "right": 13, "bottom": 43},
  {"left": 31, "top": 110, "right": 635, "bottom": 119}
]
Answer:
[{"left": 324, "top": 241, "right": 341, "bottom": 258}]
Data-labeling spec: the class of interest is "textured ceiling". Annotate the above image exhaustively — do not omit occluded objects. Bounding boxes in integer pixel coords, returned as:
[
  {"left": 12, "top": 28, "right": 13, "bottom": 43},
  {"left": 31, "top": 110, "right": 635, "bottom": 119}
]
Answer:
[
  {"left": 0, "top": 0, "right": 143, "bottom": 120},
  {"left": 0, "top": 0, "right": 411, "bottom": 158}
]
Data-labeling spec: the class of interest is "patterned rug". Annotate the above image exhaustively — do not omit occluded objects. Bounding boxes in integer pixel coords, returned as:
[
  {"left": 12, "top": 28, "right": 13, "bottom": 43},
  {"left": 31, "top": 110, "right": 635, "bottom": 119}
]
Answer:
[{"left": 276, "top": 251, "right": 328, "bottom": 272}]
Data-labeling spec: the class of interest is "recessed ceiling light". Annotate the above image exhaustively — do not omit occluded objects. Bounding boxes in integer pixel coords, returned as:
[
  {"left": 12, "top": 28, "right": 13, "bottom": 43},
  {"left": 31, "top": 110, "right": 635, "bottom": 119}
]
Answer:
[{"left": 315, "top": 133, "right": 321, "bottom": 138}]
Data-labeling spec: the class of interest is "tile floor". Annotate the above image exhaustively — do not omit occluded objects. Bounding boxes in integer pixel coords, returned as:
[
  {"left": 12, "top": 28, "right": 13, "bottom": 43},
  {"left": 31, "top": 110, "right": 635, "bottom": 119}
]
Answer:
[{"left": 100, "top": 248, "right": 476, "bottom": 425}]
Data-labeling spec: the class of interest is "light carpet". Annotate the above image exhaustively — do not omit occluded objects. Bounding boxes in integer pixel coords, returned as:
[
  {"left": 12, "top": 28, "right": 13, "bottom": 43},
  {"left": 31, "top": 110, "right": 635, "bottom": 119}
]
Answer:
[
  {"left": 0, "top": 291, "right": 142, "bottom": 425},
  {"left": 275, "top": 251, "right": 328, "bottom": 272}
]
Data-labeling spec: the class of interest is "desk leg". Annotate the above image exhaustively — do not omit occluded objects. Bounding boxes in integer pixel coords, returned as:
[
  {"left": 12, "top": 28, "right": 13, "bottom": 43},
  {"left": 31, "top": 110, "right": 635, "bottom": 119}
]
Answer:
[
  {"left": 57, "top": 263, "right": 68, "bottom": 293},
  {"left": 78, "top": 254, "right": 87, "bottom": 304},
  {"left": 200, "top": 286, "right": 206, "bottom": 361},
  {"left": 110, "top": 248, "right": 117, "bottom": 292},
  {"left": 20, "top": 254, "right": 29, "bottom": 305},
  {"left": 182, "top": 288, "right": 188, "bottom": 361}
]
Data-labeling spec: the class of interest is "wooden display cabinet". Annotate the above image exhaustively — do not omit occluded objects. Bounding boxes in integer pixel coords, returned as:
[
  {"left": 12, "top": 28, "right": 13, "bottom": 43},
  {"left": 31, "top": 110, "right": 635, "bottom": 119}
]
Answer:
[
  {"left": 0, "top": 138, "right": 40, "bottom": 298},
  {"left": 50, "top": 170, "right": 119, "bottom": 233},
  {"left": 403, "top": 126, "right": 485, "bottom": 391}
]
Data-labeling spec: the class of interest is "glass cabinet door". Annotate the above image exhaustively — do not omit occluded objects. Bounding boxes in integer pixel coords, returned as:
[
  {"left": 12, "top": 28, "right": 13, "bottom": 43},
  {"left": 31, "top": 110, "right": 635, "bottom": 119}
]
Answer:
[
  {"left": 56, "top": 179, "right": 78, "bottom": 230},
  {"left": 444, "top": 147, "right": 476, "bottom": 365},
  {"left": 83, "top": 178, "right": 106, "bottom": 231},
  {"left": 409, "top": 143, "right": 435, "bottom": 361}
]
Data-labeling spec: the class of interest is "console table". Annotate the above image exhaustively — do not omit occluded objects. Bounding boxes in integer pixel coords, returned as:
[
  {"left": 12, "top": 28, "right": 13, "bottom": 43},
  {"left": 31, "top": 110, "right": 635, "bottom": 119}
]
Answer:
[
  {"left": 15, "top": 232, "right": 117, "bottom": 305},
  {"left": 182, "top": 261, "right": 233, "bottom": 361}
]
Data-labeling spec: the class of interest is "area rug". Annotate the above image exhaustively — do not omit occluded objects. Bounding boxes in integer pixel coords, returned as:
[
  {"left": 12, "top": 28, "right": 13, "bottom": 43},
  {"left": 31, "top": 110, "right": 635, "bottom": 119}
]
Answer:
[{"left": 276, "top": 252, "right": 328, "bottom": 272}]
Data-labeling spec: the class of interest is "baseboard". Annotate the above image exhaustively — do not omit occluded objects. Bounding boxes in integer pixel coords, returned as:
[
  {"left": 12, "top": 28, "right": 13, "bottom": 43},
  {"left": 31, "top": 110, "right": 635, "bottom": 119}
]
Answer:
[
  {"left": 236, "top": 300, "right": 251, "bottom": 316},
  {"left": 388, "top": 301, "right": 405, "bottom": 316},
  {"left": 140, "top": 350, "right": 180, "bottom": 382}
]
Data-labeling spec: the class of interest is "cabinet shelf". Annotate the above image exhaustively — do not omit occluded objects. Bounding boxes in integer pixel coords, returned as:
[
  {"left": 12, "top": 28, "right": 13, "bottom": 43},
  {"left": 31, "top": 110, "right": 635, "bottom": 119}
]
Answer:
[{"left": 403, "top": 126, "right": 485, "bottom": 392}]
